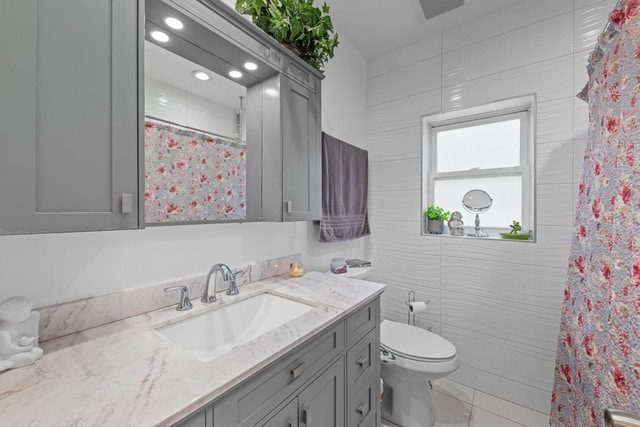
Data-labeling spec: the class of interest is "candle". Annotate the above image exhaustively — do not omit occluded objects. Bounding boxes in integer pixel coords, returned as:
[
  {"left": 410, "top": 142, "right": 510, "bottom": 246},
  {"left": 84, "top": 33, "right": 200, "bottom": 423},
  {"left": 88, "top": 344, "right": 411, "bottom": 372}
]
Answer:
[{"left": 289, "top": 262, "right": 304, "bottom": 277}]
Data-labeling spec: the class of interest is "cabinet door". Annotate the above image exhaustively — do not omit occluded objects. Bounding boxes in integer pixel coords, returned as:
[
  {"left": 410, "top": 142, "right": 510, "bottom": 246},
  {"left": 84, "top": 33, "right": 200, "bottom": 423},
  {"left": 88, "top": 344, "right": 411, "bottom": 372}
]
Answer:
[
  {"left": 0, "top": 0, "right": 139, "bottom": 234},
  {"left": 298, "top": 357, "right": 345, "bottom": 427},
  {"left": 281, "top": 75, "right": 321, "bottom": 222},
  {"left": 173, "top": 406, "right": 212, "bottom": 427},
  {"left": 260, "top": 399, "right": 299, "bottom": 427}
]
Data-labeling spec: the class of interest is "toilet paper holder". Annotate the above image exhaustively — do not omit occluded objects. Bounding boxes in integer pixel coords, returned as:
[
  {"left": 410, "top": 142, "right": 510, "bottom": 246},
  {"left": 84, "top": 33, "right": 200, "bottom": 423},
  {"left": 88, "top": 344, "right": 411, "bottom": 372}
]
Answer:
[{"left": 405, "top": 290, "right": 430, "bottom": 326}]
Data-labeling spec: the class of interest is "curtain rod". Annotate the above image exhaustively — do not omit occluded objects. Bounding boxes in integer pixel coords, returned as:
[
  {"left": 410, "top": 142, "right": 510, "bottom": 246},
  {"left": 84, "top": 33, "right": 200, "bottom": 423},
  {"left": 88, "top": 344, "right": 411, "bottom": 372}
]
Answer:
[{"left": 144, "top": 115, "right": 246, "bottom": 146}]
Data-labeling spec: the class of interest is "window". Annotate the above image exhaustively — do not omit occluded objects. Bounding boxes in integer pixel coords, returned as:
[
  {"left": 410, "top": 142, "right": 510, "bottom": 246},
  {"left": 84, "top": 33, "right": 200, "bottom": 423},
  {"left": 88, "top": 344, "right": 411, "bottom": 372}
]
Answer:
[{"left": 422, "top": 96, "right": 535, "bottom": 237}]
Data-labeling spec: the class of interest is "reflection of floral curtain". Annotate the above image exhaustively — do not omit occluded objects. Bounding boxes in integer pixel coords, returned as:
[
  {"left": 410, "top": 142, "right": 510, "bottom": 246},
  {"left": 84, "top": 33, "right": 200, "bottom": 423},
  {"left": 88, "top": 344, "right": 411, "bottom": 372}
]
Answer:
[
  {"left": 144, "top": 119, "right": 246, "bottom": 222},
  {"left": 551, "top": 1, "right": 640, "bottom": 425}
]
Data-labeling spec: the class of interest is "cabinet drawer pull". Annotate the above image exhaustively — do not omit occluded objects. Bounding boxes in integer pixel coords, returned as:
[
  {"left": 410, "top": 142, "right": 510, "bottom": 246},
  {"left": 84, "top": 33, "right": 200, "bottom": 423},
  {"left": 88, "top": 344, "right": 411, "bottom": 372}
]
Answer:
[
  {"left": 357, "top": 355, "right": 369, "bottom": 367},
  {"left": 288, "top": 419, "right": 296, "bottom": 427},
  {"left": 291, "top": 362, "right": 305, "bottom": 381},
  {"left": 357, "top": 402, "right": 369, "bottom": 416},
  {"left": 300, "top": 407, "right": 308, "bottom": 426}
]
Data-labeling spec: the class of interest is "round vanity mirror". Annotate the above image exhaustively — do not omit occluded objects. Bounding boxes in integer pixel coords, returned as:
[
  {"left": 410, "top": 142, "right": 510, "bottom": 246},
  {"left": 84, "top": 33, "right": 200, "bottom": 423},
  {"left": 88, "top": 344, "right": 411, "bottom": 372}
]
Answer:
[{"left": 462, "top": 189, "right": 493, "bottom": 237}]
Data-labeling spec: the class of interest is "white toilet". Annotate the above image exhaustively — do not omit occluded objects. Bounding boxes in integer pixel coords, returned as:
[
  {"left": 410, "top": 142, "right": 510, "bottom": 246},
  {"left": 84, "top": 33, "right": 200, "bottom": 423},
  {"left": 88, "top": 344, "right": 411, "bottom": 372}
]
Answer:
[{"left": 380, "top": 319, "right": 460, "bottom": 427}]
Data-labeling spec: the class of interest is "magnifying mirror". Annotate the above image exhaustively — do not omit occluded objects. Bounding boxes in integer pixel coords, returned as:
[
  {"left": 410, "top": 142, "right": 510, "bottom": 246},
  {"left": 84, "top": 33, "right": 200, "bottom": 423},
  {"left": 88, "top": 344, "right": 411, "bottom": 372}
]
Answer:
[{"left": 462, "top": 189, "right": 493, "bottom": 237}]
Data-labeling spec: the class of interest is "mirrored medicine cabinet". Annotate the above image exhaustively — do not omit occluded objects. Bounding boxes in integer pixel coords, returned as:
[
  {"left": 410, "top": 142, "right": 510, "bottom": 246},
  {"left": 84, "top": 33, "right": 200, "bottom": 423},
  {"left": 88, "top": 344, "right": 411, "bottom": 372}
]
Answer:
[
  {"left": 0, "top": 0, "right": 321, "bottom": 234},
  {"left": 143, "top": 0, "right": 278, "bottom": 225}
]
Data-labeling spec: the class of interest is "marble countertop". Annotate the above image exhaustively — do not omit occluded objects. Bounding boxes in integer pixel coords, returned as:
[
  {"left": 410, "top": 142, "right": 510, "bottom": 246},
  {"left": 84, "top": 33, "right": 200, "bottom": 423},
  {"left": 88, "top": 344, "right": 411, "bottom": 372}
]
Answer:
[{"left": 0, "top": 272, "right": 384, "bottom": 427}]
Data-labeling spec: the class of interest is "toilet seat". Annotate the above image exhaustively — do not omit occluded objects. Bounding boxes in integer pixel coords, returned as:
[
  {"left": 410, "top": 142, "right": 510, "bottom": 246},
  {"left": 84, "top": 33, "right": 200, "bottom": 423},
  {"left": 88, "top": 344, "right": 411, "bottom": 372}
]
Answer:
[{"left": 380, "top": 320, "right": 457, "bottom": 362}]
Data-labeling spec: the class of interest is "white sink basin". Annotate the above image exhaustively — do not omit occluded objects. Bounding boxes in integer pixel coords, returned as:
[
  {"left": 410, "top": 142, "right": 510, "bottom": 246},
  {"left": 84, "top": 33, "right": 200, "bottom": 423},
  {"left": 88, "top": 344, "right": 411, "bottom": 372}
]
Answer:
[{"left": 156, "top": 293, "right": 314, "bottom": 362}]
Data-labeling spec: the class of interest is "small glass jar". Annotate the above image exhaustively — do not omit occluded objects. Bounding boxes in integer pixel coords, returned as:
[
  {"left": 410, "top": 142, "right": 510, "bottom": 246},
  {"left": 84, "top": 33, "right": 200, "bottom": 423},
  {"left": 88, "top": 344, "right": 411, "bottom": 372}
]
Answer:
[
  {"left": 289, "top": 262, "right": 304, "bottom": 277},
  {"left": 330, "top": 257, "right": 347, "bottom": 274}
]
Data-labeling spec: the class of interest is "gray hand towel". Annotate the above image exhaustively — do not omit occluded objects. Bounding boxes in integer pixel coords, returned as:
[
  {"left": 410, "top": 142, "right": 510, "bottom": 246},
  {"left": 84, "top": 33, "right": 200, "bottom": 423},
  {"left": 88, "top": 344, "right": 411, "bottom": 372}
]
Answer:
[{"left": 319, "top": 132, "right": 371, "bottom": 242}]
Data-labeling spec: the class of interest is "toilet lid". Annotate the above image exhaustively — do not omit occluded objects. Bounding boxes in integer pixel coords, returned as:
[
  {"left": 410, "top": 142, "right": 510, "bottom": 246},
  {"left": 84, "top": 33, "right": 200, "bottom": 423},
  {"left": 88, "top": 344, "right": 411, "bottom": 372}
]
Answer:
[{"left": 380, "top": 320, "right": 456, "bottom": 361}]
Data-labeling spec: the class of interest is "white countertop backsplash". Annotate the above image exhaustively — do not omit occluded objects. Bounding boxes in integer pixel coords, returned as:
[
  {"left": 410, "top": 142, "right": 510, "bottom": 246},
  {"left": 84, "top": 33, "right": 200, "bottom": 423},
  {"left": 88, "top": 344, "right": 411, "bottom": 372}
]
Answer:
[{"left": 0, "top": 270, "right": 384, "bottom": 426}]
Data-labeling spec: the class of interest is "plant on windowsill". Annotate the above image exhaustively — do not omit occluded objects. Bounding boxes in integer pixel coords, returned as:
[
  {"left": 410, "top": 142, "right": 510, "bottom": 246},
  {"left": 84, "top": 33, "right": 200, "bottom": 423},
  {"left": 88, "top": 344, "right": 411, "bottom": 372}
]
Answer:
[
  {"left": 235, "top": 0, "right": 339, "bottom": 72},
  {"left": 499, "top": 220, "right": 531, "bottom": 240},
  {"left": 424, "top": 205, "right": 450, "bottom": 234}
]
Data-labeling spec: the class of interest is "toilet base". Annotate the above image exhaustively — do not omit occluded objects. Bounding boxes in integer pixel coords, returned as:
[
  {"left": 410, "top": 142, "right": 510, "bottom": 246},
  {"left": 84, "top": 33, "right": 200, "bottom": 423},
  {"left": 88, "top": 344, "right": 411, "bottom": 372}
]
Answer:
[{"left": 381, "top": 365, "right": 435, "bottom": 427}]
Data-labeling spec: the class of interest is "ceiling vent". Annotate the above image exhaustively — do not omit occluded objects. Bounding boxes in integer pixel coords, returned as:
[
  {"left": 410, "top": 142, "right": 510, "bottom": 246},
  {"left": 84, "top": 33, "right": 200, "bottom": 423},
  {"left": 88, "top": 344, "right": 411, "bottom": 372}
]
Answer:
[{"left": 418, "top": 0, "right": 464, "bottom": 19}]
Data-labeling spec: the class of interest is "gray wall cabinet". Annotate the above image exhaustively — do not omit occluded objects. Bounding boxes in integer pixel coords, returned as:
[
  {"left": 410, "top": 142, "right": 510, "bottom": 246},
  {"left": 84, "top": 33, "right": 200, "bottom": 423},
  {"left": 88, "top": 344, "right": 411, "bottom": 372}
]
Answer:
[
  {"left": 0, "top": 0, "right": 139, "bottom": 234},
  {"left": 250, "top": 74, "right": 322, "bottom": 222},
  {"left": 173, "top": 297, "right": 380, "bottom": 427},
  {"left": 160, "top": 0, "right": 323, "bottom": 224}
]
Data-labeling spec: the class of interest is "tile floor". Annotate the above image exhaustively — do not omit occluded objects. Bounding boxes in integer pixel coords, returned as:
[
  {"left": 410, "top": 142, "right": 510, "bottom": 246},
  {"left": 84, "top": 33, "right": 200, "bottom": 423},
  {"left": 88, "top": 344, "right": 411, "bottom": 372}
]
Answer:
[{"left": 381, "top": 378, "right": 549, "bottom": 427}]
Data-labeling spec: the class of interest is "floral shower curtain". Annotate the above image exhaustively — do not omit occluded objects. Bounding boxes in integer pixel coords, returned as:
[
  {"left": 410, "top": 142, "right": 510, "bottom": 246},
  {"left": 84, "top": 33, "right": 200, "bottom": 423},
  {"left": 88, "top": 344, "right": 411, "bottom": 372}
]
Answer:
[
  {"left": 551, "top": 0, "right": 640, "bottom": 425},
  {"left": 144, "top": 119, "right": 246, "bottom": 223}
]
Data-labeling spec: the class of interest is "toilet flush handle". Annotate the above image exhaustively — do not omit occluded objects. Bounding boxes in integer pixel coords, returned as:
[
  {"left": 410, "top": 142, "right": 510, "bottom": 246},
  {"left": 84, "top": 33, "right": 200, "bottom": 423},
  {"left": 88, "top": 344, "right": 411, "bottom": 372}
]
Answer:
[{"left": 380, "top": 349, "right": 396, "bottom": 365}]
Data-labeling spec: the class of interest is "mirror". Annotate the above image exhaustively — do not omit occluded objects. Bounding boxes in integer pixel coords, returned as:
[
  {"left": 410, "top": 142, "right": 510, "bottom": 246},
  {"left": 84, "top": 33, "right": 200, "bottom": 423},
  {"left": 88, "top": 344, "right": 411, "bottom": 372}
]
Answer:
[
  {"left": 462, "top": 189, "right": 493, "bottom": 237},
  {"left": 143, "top": 0, "right": 278, "bottom": 225}
]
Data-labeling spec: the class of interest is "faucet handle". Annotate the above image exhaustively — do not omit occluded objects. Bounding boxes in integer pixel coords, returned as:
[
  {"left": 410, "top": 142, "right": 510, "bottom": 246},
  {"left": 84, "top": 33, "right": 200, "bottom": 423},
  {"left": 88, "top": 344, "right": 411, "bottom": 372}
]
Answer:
[
  {"left": 164, "top": 286, "right": 193, "bottom": 311},
  {"left": 226, "top": 272, "right": 239, "bottom": 296},
  {"left": 219, "top": 264, "right": 239, "bottom": 296}
]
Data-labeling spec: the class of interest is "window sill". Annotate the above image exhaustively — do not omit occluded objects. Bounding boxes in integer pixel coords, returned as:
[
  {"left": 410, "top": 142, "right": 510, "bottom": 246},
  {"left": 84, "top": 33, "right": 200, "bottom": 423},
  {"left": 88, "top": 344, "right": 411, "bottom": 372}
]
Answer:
[{"left": 421, "top": 229, "right": 536, "bottom": 242}]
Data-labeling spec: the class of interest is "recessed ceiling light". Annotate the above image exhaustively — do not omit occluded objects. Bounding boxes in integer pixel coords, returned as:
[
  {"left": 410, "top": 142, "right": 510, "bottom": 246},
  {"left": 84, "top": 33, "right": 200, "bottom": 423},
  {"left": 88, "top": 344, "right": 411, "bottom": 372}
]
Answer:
[
  {"left": 150, "top": 30, "right": 169, "bottom": 43},
  {"left": 229, "top": 70, "right": 243, "bottom": 79},
  {"left": 192, "top": 70, "right": 211, "bottom": 81},
  {"left": 244, "top": 62, "right": 258, "bottom": 71},
  {"left": 164, "top": 17, "right": 184, "bottom": 30}
]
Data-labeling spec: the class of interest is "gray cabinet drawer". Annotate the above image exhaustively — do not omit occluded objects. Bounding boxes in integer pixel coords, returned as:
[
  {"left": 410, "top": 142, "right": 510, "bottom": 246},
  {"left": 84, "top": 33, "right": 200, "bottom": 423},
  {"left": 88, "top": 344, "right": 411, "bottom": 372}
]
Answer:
[
  {"left": 347, "top": 375, "right": 376, "bottom": 427},
  {"left": 260, "top": 398, "right": 298, "bottom": 427},
  {"left": 214, "top": 322, "right": 345, "bottom": 427},
  {"left": 346, "top": 300, "right": 378, "bottom": 347},
  {"left": 346, "top": 329, "right": 376, "bottom": 398}
]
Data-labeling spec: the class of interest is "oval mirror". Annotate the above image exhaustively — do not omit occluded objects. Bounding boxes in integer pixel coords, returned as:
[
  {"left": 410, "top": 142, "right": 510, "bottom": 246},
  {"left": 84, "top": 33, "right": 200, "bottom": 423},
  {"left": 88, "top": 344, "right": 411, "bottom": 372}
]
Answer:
[
  {"left": 462, "top": 189, "right": 492, "bottom": 237},
  {"left": 462, "top": 189, "right": 493, "bottom": 213}
]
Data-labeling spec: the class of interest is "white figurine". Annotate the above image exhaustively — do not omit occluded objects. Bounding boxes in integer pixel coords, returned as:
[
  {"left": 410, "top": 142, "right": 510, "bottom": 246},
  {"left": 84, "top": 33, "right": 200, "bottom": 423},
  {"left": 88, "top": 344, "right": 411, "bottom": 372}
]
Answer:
[
  {"left": 0, "top": 296, "right": 43, "bottom": 372},
  {"left": 448, "top": 211, "right": 465, "bottom": 236}
]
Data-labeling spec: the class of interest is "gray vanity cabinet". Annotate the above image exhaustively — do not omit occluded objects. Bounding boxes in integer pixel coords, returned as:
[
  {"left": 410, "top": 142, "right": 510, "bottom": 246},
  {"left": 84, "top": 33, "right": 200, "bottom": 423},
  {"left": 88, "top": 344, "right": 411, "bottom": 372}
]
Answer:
[
  {"left": 174, "top": 406, "right": 212, "bottom": 427},
  {"left": 212, "top": 321, "right": 345, "bottom": 427},
  {"left": 188, "top": 297, "right": 381, "bottom": 427},
  {"left": 261, "top": 358, "right": 345, "bottom": 427},
  {"left": 0, "top": 0, "right": 139, "bottom": 234}
]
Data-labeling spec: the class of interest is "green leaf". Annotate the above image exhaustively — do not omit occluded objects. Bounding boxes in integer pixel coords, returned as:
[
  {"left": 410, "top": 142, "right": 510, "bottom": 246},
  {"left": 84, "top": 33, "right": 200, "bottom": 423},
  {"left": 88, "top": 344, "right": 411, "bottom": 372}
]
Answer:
[{"left": 235, "top": 0, "right": 339, "bottom": 71}]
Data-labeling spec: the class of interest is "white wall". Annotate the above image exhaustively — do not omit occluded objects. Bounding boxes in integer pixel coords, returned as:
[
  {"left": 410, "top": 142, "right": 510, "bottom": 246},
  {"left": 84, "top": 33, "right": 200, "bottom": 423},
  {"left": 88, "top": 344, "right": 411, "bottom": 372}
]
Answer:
[
  {"left": 0, "top": 35, "right": 368, "bottom": 308},
  {"left": 145, "top": 76, "right": 239, "bottom": 138},
  {"left": 365, "top": 0, "right": 611, "bottom": 414}
]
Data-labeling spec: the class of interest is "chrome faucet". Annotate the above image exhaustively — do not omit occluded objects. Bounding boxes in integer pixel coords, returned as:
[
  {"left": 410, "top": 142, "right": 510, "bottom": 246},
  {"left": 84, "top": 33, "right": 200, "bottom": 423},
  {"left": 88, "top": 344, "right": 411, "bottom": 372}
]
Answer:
[{"left": 202, "top": 263, "right": 239, "bottom": 303}]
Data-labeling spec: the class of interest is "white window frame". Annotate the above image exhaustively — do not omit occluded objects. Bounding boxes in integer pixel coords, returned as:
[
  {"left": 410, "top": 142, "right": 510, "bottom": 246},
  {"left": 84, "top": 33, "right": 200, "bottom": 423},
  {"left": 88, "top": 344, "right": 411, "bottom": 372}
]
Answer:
[{"left": 421, "top": 95, "right": 536, "bottom": 238}]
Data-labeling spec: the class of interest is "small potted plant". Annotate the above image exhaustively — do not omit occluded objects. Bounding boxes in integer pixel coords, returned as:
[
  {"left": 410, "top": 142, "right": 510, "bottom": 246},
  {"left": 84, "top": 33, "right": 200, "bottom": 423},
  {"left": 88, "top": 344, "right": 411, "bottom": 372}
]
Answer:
[{"left": 424, "top": 205, "right": 450, "bottom": 234}]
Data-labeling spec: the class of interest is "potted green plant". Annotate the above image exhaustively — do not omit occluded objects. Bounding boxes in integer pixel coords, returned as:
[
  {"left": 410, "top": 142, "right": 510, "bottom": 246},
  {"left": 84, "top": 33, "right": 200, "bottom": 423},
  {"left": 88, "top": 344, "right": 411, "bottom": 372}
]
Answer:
[
  {"left": 235, "top": 0, "right": 339, "bottom": 72},
  {"left": 424, "top": 205, "right": 450, "bottom": 234}
]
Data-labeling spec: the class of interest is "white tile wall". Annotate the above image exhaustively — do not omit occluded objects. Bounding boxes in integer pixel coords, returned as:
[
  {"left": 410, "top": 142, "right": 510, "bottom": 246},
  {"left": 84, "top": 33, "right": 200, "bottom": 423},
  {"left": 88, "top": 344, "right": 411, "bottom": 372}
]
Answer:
[
  {"left": 144, "top": 76, "right": 237, "bottom": 137},
  {"left": 442, "top": 0, "right": 573, "bottom": 53},
  {"left": 368, "top": 34, "right": 442, "bottom": 78},
  {"left": 365, "top": 0, "right": 608, "bottom": 415},
  {"left": 367, "top": 126, "right": 421, "bottom": 163},
  {"left": 368, "top": 56, "right": 441, "bottom": 107},
  {"left": 367, "top": 89, "right": 441, "bottom": 135},
  {"left": 442, "top": 13, "right": 573, "bottom": 86}
]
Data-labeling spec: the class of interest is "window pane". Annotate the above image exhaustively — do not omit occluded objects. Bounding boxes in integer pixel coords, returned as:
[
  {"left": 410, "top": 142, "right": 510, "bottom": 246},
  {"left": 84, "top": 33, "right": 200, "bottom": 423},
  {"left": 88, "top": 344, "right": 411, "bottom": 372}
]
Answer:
[
  {"left": 433, "top": 175, "right": 522, "bottom": 228},
  {"left": 436, "top": 119, "right": 521, "bottom": 172}
]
